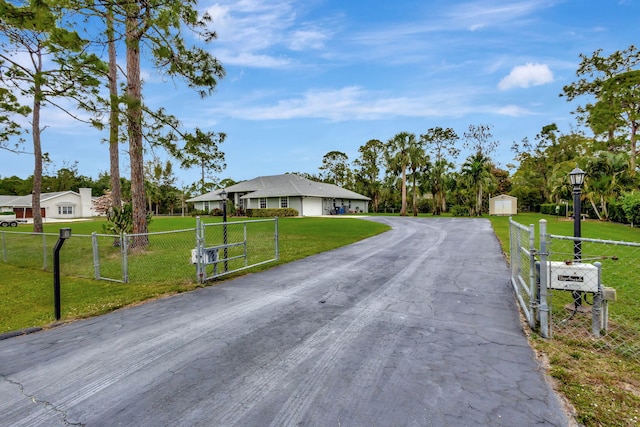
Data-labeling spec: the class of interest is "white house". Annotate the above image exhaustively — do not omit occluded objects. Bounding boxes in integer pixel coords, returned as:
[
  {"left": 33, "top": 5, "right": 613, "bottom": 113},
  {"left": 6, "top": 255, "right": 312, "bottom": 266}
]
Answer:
[
  {"left": 187, "top": 174, "right": 370, "bottom": 216},
  {"left": 0, "top": 188, "right": 97, "bottom": 219}
]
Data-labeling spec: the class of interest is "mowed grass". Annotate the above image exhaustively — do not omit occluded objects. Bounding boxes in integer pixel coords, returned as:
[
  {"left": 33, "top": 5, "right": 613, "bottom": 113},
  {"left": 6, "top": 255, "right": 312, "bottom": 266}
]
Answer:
[
  {"left": 0, "top": 216, "right": 390, "bottom": 333},
  {"left": 4, "top": 212, "right": 640, "bottom": 425},
  {"left": 488, "top": 213, "right": 640, "bottom": 427}
]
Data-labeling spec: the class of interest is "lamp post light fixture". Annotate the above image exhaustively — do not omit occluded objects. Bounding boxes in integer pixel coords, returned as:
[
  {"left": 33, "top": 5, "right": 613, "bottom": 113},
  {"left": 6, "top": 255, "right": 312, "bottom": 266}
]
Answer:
[
  {"left": 220, "top": 189, "right": 228, "bottom": 272},
  {"left": 569, "top": 166, "right": 586, "bottom": 262},
  {"left": 569, "top": 166, "right": 586, "bottom": 310}
]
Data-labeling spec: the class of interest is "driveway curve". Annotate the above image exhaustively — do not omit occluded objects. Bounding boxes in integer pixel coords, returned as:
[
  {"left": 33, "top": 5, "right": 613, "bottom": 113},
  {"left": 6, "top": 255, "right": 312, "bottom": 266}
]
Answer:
[{"left": 0, "top": 217, "right": 572, "bottom": 426}]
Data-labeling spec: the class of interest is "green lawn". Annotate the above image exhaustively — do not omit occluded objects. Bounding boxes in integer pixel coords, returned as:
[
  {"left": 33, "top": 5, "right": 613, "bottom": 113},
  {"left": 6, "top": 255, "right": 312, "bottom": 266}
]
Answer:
[{"left": 0, "top": 216, "right": 390, "bottom": 333}]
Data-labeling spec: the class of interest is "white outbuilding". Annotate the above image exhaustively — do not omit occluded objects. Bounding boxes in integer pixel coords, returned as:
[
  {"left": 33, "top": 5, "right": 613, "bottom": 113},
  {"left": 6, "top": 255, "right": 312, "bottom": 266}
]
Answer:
[{"left": 489, "top": 194, "right": 517, "bottom": 216}]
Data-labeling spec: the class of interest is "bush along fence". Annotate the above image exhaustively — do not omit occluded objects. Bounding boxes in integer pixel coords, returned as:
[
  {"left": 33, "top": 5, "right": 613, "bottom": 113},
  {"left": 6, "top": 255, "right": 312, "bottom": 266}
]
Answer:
[
  {"left": 510, "top": 218, "right": 640, "bottom": 360},
  {"left": 0, "top": 217, "right": 279, "bottom": 285}
]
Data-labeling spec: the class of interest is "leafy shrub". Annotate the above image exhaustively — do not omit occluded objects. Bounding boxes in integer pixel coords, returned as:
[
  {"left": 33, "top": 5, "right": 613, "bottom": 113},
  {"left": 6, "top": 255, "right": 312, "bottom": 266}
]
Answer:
[
  {"left": 608, "top": 200, "right": 628, "bottom": 224},
  {"left": 246, "top": 208, "right": 298, "bottom": 217},
  {"left": 103, "top": 203, "right": 152, "bottom": 236},
  {"left": 540, "top": 203, "right": 570, "bottom": 216},
  {"left": 450, "top": 205, "right": 470, "bottom": 217},
  {"left": 622, "top": 192, "right": 640, "bottom": 226}
]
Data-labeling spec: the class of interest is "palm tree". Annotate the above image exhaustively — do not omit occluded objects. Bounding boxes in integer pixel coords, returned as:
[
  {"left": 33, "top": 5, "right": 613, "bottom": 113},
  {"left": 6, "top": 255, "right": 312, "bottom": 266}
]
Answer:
[
  {"left": 407, "top": 144, "right": 429, "bottom": 216},
  {"left": 386, "top": 132, "right": 419, "bottom": 216},
  {"left": 584, "top": 152, "right": 632, "bottom": 220},
  {"left": 460, "top": 152, "right": 495, "bottom": 216}
]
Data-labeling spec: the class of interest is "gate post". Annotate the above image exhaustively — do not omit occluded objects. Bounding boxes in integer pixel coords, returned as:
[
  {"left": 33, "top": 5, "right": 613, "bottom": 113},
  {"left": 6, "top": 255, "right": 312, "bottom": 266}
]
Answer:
[
  {"left": 92, "top": 232, "right": 100, "bottom": 280},
  {"left": 528, "top": 223, "right": 536, "bottom": 329},
  {"left": 195, "top": 217, "right": 204, "bottom": 284},
  {"left": 538, "top": 219, "right": 550, "bottom": 338},
  {"left": 592, "top": 262, "right": 603, "bottom": 338},
  {"left": 275, "top": 217, "right": 279, "bottom": 261}
]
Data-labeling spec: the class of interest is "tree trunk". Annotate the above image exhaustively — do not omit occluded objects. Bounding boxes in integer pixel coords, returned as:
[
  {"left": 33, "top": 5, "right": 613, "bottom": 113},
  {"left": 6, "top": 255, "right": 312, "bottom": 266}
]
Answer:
[
  {"left": 32, "top": 63, "right": 43, "bottom": 233},
  {"left": 631, "top": 120, "right": 637, "bottom": 176},
  {"left": 107, "top": 4, "right": 122, "bottom": 209},
  {"left": 412, "top": 173, "right": 418, "bottom": 216},
  {"left": 126, "top": 7, "right": 148, "bottom": 246},
  {"left": 400, "top": 167, "right": 407, "bottom": 216},
  {"left": 589, "top": 197, "right": 602, "bottom": 221}
]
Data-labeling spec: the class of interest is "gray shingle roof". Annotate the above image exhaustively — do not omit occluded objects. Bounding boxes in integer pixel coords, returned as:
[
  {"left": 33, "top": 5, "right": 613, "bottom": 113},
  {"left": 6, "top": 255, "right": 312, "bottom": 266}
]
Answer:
[
  {"left": 186, "top": 174, "right": 370, "bottom": 202},
  {"left": 0, "top": 191, "right": 76, "bottom": 207}
]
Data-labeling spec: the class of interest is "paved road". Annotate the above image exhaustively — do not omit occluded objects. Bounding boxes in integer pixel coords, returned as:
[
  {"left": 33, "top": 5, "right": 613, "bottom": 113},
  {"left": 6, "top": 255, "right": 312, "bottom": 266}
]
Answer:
[{"left": 0, "top": 217, "right": 572, "bottom": 426}]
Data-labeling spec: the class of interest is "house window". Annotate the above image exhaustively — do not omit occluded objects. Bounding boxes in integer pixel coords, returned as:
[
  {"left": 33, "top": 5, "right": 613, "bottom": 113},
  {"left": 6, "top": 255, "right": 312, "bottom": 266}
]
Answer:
[
  {"left": 260, "top": 198, "right": 267, "bottom": 209},
  {"left": 280, "top": 197, "right": 288, "bottom": 208},
  {"left": 203, "top": 201, "right": 210, "bottom": 212},
  {"left": 58, "top": 206, "right": 73, "bottom": 215}
]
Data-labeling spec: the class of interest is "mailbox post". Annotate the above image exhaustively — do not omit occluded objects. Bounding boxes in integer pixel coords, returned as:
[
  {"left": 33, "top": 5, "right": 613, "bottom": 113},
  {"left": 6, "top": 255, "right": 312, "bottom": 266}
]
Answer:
[{"left": 53, "top": 228, "right": 71, "bottom": 321}]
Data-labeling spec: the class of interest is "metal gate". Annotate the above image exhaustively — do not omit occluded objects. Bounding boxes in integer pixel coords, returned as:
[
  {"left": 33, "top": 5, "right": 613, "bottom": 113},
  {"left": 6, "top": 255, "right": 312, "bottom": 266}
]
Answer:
[{"left": 193, "top": 217, "right": 279, "bottom": 283}]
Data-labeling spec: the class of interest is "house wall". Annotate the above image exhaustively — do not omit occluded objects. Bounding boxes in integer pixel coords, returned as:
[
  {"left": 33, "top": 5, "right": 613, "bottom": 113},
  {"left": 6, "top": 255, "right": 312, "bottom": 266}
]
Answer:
[
  {"left": 195, "top": 194, "right": 369, "bottom": 216},
  {"left": 44, "top": 189, "right": 98, "bottom": 219},
  {"left": 44, "top": 193, "right": 83, "bottom": 219},
  {"left": 288, "top": 197, "right": 303, "bottom": 214}
]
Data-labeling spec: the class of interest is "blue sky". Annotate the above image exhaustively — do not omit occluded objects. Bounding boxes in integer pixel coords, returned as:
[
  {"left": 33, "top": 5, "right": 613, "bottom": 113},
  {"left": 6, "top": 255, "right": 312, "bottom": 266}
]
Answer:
[{"left": 2, "top": 0, "right": 639, "bottom": 189}]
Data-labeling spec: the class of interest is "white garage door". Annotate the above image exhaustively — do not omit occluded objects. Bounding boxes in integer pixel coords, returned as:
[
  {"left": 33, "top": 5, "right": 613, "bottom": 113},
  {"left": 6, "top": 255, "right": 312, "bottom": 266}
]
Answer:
[{"left": 302, "top": 198, "right": 323, "bottom": 216}]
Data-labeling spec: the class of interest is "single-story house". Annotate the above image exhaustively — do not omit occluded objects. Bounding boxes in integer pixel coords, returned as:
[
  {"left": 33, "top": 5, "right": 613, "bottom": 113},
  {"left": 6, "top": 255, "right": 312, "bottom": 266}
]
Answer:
[
  {"left": 187, "top": 174, "right": 370, "bottom": 216},
  {"left": 0, "top": 188, "right": 97, "bottom": 219},
  {"left": 489, "top": 194, "right": 517, "bottom": 216}
]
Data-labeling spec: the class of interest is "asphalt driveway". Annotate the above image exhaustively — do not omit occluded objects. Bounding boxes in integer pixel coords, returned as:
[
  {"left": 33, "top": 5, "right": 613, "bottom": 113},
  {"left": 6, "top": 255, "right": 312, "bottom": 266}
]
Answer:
[{"left": 0, "top": 217, "right": 572, "bottom": 426}]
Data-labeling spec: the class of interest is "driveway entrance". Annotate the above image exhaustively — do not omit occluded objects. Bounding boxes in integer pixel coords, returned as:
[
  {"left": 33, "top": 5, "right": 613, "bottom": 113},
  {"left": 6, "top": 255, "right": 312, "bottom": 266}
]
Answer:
[{"left": 0, "top": 217, "right": 571, "bottom": 426}]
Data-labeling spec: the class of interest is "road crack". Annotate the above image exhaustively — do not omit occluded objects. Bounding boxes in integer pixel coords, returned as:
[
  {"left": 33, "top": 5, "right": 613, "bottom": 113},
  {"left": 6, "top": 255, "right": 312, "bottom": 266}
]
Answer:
[{"left": 1, "top": 373, "right": 85, "bottom": 426}]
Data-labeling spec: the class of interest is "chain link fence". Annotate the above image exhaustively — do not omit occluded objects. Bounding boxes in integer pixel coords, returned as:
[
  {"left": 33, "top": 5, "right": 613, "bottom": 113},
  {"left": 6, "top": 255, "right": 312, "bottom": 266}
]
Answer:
[
  {"left": 509, "top": 219, "right": 536, "bottom": 329},
  {"left": 546, "top": 234, "right": 640, "bottom": 360},
  {"left": 509, "top": 218, "right": 640, "bottom": 361},
  {"left": 1, "top": 218, "right": 279, "bottom": 285}
]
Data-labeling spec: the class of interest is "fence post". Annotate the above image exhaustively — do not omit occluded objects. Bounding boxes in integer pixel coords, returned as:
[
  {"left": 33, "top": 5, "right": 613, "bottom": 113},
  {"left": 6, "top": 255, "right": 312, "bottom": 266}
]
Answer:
[
  {"left": 509, "top": 218, "right": 517, "bottom": 281},
  {"left": 274, "top": 217, "right": 279, "bottom": 261},
  {"left": 122, "top": 232, "right": 129, "bottom": 283},
  {"left": 43, "top": 233, "right": 48, "bottom": 270},
  {"left": 528, "top": 223, "right": 536, "bottom": 329},
  {"left": 243, "top": 222, "right": 248, "bottom": 268},
  {"left": 195, "top": 217, "right": 203, "bottom": 284},
  {"left": 592, "top": 261, "right": 603, "bottom": 338},
  {"left": 538, "top": 219, "right": 550, "bottom": 338},
  {"left": 92, "top": 232, "right": 100, "bottom": 280}
]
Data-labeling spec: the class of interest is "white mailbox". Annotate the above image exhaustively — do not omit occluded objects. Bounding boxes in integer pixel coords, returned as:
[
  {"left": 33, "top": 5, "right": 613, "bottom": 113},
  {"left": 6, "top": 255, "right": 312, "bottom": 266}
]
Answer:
[
  {"left": 547, "top": 261, "right": 599, "bottom": 292},
  {"left": 191, "top": 247, "right": 218, "bottom": 265}
]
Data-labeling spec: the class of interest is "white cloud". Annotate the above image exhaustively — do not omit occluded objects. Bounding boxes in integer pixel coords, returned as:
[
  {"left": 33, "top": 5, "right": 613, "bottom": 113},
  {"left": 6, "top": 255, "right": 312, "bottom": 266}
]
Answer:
[
  {"left": 447, "top": 0, "right": 550, "bottom": 31},
  {"left": 207, "top": 86, "right": 487, "bottom": 121},
  {"left": 203, "top": 0, "right": 334, "bottom": 68},
  {"left": 495, "top": 104, "right": 533, "bottom": 116},
  {"left": 498, "top": 63, "right": 554, "bottom": 90},
  {"left": 289, "top": 29, "right": 330, "bottom": 51},
  {"left": 216, "top": 50, "right": 292, "bottom": 68}
]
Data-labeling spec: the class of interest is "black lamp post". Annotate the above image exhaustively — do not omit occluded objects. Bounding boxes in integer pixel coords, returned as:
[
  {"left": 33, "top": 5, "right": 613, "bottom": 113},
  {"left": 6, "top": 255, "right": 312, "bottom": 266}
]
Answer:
[
  {"left": 569, "top": 166, "right": 586, "bottom": 310},
  {"left": 569, "top": 166, "right": 586, "bottom": 261},
  {"left": 221, "top": 189, "right": 228, "bottom": 272}
]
